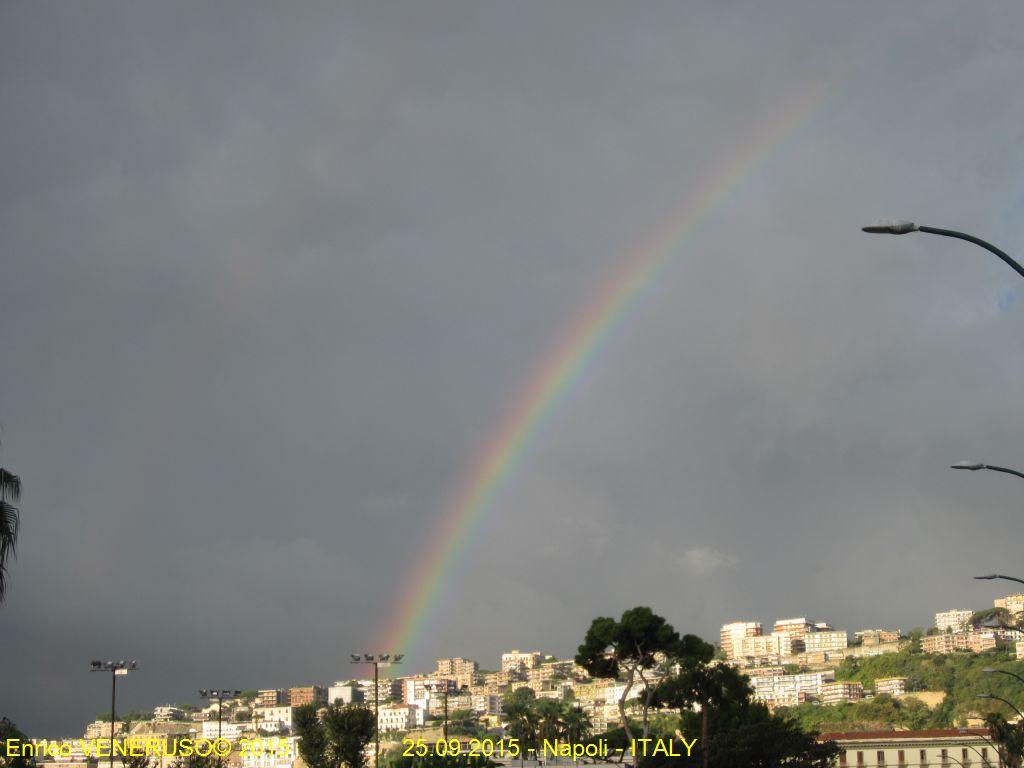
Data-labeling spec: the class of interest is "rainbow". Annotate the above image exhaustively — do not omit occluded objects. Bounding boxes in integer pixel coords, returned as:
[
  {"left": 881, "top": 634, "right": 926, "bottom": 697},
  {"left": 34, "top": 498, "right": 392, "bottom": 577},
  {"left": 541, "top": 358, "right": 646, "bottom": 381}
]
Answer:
[{"left": 375, "top": 78, "right": 839, "bottom": 661}]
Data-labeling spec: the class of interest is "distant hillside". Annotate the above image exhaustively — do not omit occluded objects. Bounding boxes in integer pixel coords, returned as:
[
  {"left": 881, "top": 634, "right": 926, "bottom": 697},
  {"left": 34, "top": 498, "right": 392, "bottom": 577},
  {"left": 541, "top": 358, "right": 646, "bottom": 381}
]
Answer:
[{"left": 775, "top": 646, "right": 1024, "bottom": 731}]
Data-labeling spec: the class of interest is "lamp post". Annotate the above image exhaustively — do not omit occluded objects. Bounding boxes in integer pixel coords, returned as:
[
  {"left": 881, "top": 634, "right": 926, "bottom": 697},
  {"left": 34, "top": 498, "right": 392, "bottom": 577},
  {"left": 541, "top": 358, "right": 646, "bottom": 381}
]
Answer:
[
  {"left": 350, "top": 652, "right": 403, "bottom": 766},
  {"left": 952, "top": 462, "right": 1024, "bottom": 482},
  {"left": 977, "top": 693, "right": 1024, "bottom": 722},
  {"left": 861, "top": 220, "right": 1024, "bottom": 280},
  {"left": 89, "top": 660, "right": 138, "bottom": 768}
]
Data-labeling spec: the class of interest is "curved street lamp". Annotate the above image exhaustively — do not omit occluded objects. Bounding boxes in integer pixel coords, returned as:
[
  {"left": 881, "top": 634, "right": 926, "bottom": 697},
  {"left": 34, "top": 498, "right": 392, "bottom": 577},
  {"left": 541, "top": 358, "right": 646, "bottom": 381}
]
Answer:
[
  {"left": 862, "top": 220, "right": 1024, "bottom": 280},
  {"left": 984, "top": 668, "right": 1024, "bottom": 688},
  {"left": 952, "top": 462, "right": 1024, "bottom": 481},
  {"left": 977, "top": 693, "right": 1024, "bottom": 721},
  {"left": 975, "top": 574, "right": 1024, "bottom": 587}
]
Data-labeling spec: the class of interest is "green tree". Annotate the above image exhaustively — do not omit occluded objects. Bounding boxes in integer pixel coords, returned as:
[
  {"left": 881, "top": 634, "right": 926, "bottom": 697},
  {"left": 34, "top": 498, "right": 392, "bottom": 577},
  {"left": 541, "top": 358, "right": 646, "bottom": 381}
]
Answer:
[
  {"left": 0, "top": 718, "right": 35, "bottom": 768},
  {"left": 502, "top": 688, "right": 539, "bottom": 750},
  {"left": 562, "top": 704, "right": 592, "bottom": 745},
  {"left": 0, "top": 464, "right": 20, "bottom": 604},
  {"left": 294, "top": 703, "right": 375, "bottom": 768},
  {"left": 171, "top": 754, "right": 216, "bottom": 768},
  {"left": 985, "top": 712, "right": 1024, "bottom": 768},
  {"left": 575, "top": 606, "right": 712, "bottom": 762}
]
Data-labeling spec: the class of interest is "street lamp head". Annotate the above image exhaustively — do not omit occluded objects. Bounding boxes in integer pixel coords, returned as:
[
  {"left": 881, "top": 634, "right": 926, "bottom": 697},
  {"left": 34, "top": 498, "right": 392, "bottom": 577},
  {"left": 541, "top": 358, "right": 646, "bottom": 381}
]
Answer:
[
  {"left": 983, "top": 668, "right": 997, "bottom": 673},
  {"left": 977, "top": 693, "right": 994, "bottom": 699},
  {"left": 975, "top": 574, "right": 999, "bottom": 580},
  {"left": 862, "top": 219, "right": 918, "bottom": 235},
  {"left": 951, "top": 461, "right": 986, "bottom": 471}
]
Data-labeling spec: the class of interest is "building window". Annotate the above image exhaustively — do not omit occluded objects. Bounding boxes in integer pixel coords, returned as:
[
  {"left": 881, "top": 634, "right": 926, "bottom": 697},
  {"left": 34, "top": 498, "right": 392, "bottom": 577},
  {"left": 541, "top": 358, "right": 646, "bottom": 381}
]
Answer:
[
  {"left": 839, "top": 753, "right": 847, "bottom": 766},
  {"left": 940, "top": 748, "right": 948, "bottom": 766},
  {"left": 919, "top": 750, "right": 926, "bottom": 767},
  {"left": 877, "top": 751, "right": 886, "bottom": 766},
  {"left": 856, "top": 752, "right": 864, "bottom": 766},
  {"left": 897, "top": 749, "right": 906, "bottom": 768}
]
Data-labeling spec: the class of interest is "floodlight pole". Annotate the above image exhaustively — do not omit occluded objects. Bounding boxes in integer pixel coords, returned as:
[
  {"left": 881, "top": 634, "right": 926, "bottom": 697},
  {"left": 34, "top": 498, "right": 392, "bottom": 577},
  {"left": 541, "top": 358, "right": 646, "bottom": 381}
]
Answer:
[
  {"left": 351, "top": 653, "right": 403, "bottom": 766},
  {"left": 89, "top": 660, "right": 138, "bottom": 768}
]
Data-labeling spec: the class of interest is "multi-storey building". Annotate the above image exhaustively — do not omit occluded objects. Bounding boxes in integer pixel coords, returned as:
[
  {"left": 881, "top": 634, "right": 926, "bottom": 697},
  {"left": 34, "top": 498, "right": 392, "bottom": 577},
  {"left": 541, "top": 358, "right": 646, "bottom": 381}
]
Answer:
[
  {"left": 720, "top": 622, "right": 762, "bottom": 660},
  {"left": 201, "top": 721, "right": 248, "bottom": 740},
  {"left": 436, "top": 657, "right": 479, "bottom": 687},
  {"left": 773, "top": 618, "right": 814, "bottom": 638},
  {"left": 935, "top": 609, "right": 974, "bottom": 633},
  {"left": 995, "top": 593, "right": 1024, "bottom": 616},
  {"left": 819, "top": 729, "right": 993, "bottom": 768},
  {"left": 803, "top": 630, "right": 848, "bottom": 654},
  {"left": 254, "top": 706, "right": 293, "bottom": 733},
  {"left": 821, "top": 681, "right": 864, "bottom": 706},
  {"left": 256, "top": 690, "right": 286, "bottom": 708},
  {"left": 854, "top": 629, "right": 901, "bottom": 646},
  {"left": 328, "top": 681, "right": 362, "bottom": 705},
  {"left": 288, "top": 686, "right": 327, "bottom": 708},
  {"left": 501, "top": 650, "right": 542, "bottom": 673},
  {"left": 378, "top": 704, "right": 423, "bottom": 732},
  {"left": 153, "top": 705, "right": 185, "bottom": 722},
  {"left": 749, "top": 670, "right": 835, "bottom": 708},
  {"left": 238, "top": 736, "right": 296, "bottom": 768},
  {"left": 874, "top": 677, "right": 907, "bottom": 697}
]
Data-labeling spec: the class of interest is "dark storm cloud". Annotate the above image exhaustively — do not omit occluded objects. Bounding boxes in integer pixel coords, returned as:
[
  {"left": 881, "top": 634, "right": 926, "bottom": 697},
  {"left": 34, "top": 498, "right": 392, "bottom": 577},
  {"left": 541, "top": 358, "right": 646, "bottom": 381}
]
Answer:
[{"left": 3, "top": 1, "right": 1024, "bottom": 733}]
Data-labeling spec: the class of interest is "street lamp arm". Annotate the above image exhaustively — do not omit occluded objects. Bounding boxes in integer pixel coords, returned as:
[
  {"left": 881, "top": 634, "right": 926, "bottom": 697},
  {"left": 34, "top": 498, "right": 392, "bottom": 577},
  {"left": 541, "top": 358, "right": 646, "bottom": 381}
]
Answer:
[
  {"left": 976, "top": 574, "right": 1024, "bottom": 587},
  {"left": 916, "top": 226, "right": 1024, "bottom": 281},
  {"left": 982, "top": 464, "right": 1024, "bottom": 481}
]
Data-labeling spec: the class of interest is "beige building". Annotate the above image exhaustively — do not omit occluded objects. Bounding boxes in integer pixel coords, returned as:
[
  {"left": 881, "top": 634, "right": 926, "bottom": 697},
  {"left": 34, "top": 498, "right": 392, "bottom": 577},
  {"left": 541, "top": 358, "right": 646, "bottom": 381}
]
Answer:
[
  {"left": 256, "top": 690, "right": 285, "bottom": 708},
  {"left": 995, "top": 593, "right": 1024, "bottom": 616},
  {"left": 854, "top": 629, "right": 901, "bottom": 646},
  {"left": 821, "top": 681, "right": 865, "bottom": 705},
  {"left": 820, "top": 728, "right": 993, "bottom": 768},
  {"left": 435, "top": 657, "right": 479, "bottom": 687},
  {"left": 804, "top": 630, "right": 848, "bottom": 654},
  {"left": 720, "top": 621, "right": 762, "bottom": 659},
  {"left": 773, "top": 618, "right": 814, "bottom": 638}
]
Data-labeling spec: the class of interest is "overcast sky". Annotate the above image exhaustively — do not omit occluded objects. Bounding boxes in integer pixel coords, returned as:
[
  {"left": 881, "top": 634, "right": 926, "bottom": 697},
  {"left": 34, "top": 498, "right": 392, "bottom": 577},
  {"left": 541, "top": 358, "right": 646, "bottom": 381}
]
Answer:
[{"left": 4, "top": 1, "right": 1024, "bottom": 735}]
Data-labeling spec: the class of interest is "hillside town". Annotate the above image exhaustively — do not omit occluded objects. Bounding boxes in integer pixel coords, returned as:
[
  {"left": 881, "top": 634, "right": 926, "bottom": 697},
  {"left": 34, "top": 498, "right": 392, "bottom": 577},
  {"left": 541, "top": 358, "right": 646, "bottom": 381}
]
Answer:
[{"left": 14, "top": 592, "right": 1024, "bottom": 768}]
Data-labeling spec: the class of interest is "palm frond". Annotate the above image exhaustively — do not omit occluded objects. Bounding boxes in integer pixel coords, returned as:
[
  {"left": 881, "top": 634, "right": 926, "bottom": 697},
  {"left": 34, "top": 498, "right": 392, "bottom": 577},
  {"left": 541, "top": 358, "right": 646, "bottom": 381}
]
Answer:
[
  {"left": 0, "top": 468, "right": 20, "bottom": 502},
  {"left": 0, "top": 498, "right": 19, "bottom": 603}
]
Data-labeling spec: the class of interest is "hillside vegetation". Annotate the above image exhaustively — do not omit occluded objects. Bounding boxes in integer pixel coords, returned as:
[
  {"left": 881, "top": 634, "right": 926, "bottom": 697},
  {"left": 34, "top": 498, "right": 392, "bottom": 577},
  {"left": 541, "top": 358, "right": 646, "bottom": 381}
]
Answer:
[{"left": 776, "top": 647, "right": 1024, "bottom": 732}]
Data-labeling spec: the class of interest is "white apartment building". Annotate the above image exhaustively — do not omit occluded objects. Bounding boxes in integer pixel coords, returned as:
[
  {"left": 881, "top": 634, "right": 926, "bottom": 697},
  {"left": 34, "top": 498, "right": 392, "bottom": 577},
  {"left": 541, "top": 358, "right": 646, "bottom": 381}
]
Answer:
[
  {"left": 153, "top": 705, "right": 185, "bottom": 722},
  {"left": 803, "top": 630, "right": 848, "bottom": 654},
  {"left": 874, "top": 677, "right": 907, "bottom": 697},
  {"left": 720, "top": 622, "right": 762, "bottom": 659},
  {"left": 378, "top": 704, "right": 423, "bottom": 732},
  {"left": 750, "top": 670, "right": 835, "bottom": 707},
  {"left": 935, "top": 608, "right": 974, "bottom": 633},
  {"left": 328, "top": 682, "right": 361, "bottom": 705},
  {"left": 238, "top": 737, "right": 296, "bottom": 768},
  {"left": 254, "top": 706, "right": 293, "bottom": 734},
  {"left": 501, "top": 650, "right": 542, "bottom": 672},
  {"left": 201, "top": 721, "right": 247, "bottom": 740}
]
